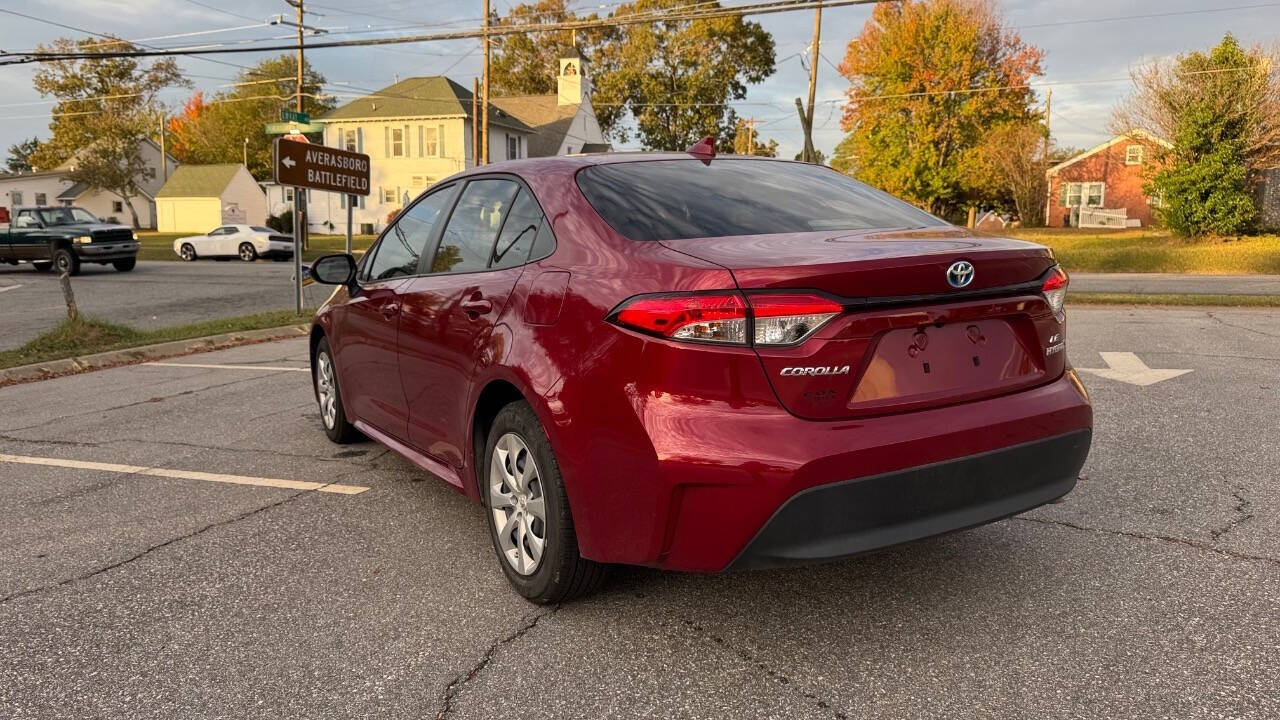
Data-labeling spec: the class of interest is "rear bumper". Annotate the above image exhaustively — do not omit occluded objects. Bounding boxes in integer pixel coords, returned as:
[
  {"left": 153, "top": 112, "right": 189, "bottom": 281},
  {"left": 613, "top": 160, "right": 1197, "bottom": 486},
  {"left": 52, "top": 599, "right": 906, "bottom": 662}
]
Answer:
[
  {"left": 728, "top": 428, "right": 1090, "bottom": 570},
  {"left": 77, "top": 241, "right": 139, "bottom": 261},
  {"left": 260, "top": 247, "right": 295, "bottom": 259}
]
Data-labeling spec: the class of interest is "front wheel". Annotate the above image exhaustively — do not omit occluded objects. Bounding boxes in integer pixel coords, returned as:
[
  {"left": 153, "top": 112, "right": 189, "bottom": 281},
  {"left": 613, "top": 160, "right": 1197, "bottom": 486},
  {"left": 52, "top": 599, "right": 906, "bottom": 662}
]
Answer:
[
  {"left": 313, "top": 337, "right": 360, "bottom": 443},
  {"left": 484, "top": 402, "right": 608, "bottom": 603},
  {"left": 112, "top": 257, "right": 137, "bottom": 272},
  {"left": 179, "top": 244, "right": 197, "bottom": 261},
  {"left": 52, "top": 247, "right": 80, "bottom": 276},
  {"left": 238, "top": 242, "right": 257, "bottom": 262}
]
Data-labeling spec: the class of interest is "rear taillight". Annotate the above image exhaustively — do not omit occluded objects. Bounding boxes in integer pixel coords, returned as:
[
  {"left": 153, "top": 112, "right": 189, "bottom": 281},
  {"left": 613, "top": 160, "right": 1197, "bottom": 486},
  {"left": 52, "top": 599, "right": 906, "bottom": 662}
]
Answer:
[
  {"left": 609, "top": 291, "right": 842, "bottom": 346},
  {"left": 1042, "top": 266, "right": 1068, "bottom": 318}
]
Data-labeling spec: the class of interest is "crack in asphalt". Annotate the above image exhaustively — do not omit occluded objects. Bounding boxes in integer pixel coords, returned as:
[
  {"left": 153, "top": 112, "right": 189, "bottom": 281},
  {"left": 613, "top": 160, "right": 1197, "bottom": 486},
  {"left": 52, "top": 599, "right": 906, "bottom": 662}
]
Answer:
[
  {"left": 1017, "top": 516, "right": 1277, "bottom": 565},
  {"left": 435, "top": 606, "right": 561, "bottom": 719},
  {"left": 1204, "top": 311, "right": 1280, "bottom": 339},
  {"left": 680, "top": 617, "right": 850, "bottom": 720},
  {"left": 1210, "top": 489, "right": 1255, "bottom": 540}
]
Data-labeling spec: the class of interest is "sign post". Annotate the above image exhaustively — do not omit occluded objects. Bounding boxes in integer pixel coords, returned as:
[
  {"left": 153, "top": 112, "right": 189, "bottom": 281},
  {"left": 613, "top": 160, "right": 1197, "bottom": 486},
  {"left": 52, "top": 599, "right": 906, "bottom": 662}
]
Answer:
[{"left": 273, "top": 137, "right": 371, "bottom": 314}]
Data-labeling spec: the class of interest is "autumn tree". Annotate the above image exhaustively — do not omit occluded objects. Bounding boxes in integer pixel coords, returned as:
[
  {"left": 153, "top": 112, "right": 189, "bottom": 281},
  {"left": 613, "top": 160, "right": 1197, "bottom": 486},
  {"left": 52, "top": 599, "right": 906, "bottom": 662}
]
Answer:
[
  {"left": 592, "top": 0, "right": 776, "bottom": 149},
  {"left": 1115, "top": 35, "right": 1280, "bottom": 236},
  {"left": 973, "top": 122, "right": 1048, "bottom": 225},
  {"left": 5, "top": 138, "right": 40, "bottom": 173},
  {"left": 490, "top": 0, "right": 608, "bottom": 95},
  {"left": 837, "top": 0, "right": 1043, "bottom": 218},
  {"left": 29, "top": 36, "right": 186, "bottom": 228},
  {"left": 166, "top": 55, "right": 333, "bottom": 180}
]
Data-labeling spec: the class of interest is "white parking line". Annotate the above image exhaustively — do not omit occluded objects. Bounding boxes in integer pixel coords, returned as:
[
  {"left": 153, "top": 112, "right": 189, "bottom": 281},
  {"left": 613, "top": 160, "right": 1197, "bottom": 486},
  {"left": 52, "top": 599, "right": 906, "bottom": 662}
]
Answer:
[
  {"left": 143, "top": 361, "right": 310, "bottom": 372},
  {"left": 0, "top": 285, "right": 21, "bottom": 293},
  {"left": 0, "top": 453, "right": 368, "bottom": 495}
]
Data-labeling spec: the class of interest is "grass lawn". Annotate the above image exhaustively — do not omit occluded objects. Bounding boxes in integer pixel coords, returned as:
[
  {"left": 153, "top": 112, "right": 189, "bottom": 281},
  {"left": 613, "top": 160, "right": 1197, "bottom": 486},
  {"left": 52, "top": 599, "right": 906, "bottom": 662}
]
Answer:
[
  {"left": 136, "top": 232, "right": 376, "bottom": 262},
  {"left": 1006, "top": 228, "right": 1280, "bottom": 274},
  {"left": 0, "top": 311, "right": 312, "bottom": 370},
  {"left": 1070, "top": 292, "right": 1280, "bottom": 307}
]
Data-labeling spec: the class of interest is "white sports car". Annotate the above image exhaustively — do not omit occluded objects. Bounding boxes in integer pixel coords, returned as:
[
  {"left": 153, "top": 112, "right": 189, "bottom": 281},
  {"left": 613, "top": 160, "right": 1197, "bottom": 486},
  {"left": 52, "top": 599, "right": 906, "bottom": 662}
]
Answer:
[{"left": 173, "top": 224, "right": 295, "bottom": 262}]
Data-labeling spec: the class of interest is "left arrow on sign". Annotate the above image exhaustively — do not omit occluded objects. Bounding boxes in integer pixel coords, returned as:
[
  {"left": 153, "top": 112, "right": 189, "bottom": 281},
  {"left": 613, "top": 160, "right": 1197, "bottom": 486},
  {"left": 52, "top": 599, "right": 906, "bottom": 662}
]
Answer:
[
  {"left": 282, "top": 156, "right": 297, "bottom": 169},
  {"left": 1078, "top": 352, "right": 1192, "bottom": 387}
]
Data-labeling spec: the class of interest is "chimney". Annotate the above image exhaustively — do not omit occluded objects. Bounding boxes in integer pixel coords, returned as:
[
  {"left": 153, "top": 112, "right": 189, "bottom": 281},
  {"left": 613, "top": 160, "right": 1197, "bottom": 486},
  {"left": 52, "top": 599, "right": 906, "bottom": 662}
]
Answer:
[{"left": 557, "top": 48, "right": 586, "bottom": 106}]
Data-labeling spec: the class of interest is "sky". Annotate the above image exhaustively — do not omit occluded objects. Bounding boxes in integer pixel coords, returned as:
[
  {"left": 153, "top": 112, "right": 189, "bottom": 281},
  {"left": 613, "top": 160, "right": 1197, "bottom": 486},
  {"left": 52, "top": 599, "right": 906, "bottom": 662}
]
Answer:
[{"left": 1, "top": 0, "right": 1277, "bottom": 161}]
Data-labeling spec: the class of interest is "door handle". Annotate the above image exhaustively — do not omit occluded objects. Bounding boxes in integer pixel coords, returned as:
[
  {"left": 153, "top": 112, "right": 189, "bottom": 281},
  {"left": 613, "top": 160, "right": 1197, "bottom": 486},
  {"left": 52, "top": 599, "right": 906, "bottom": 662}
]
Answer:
[
  {"left": 379, "top": 303, "right": 400, "bottom": 319},
  {"left": 461, "top": 295, "right": 493, "bottom": 317}
]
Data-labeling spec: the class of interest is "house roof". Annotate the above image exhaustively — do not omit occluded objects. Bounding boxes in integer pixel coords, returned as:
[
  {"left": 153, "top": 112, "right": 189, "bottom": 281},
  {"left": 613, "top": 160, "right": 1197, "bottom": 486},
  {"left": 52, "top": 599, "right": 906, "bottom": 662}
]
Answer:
[
  {"left": 490, "top": 95, "right": 582, "bottom": 156},
  {"left": 57, "top": 181, "right": 88, "bottom": 200},
  {"left": 319, "top": 76, "right": 532, "bottom": 132},
  {"left": 1047, "top": 130, "right": 1171, "bottom": 176},
  {"left": 156, "top": 164, "right": 242, "bottom": 198}
]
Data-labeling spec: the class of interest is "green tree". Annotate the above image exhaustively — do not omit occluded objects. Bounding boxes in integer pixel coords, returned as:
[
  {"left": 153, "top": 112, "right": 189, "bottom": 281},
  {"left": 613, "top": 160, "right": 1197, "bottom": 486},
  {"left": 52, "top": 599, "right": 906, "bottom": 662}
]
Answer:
[
  {"left": 731, "top": 118, "right": 778, "bottom": 156},
  {"left": 167, "top": 55, "right": 333, "bottom": 180},
  {"left": 592, "top": 0, "right": 776, "bottom": 149},
  {"left": 973, "top": 121, "right": 1048, "bottom": 225},
  {"left": 490, "top": 0, "right": 608, "bottom": 95},
  {"left": 1117, "top": 35, "right": 1280, "bottom": 236},
  {"left": 28, "top": 36, "right": 186, "bottom": 228},
  {"left": 836, "top": 0, "right": 1044, "bottom": 217},
  {"left": 829, "top": 134, "right": 857, "bottom": 174},
  {"left": 5, "top": 137, "right": 40, "bottom": 173}
]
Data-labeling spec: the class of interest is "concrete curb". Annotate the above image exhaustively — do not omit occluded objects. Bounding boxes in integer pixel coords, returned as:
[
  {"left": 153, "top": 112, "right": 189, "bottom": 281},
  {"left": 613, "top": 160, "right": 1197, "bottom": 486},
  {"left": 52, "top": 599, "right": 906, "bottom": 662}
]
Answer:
[{"left": 0, "top": 324, "right": 310, "bottom": 386}]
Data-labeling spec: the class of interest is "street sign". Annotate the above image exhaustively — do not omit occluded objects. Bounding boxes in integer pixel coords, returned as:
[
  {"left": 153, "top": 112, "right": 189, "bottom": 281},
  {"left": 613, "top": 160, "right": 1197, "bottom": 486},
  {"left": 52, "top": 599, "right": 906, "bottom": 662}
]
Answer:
[
  {"left": 264, "top": 121, "right": 325, "bottom": 135},
  {"left": 273, "top": 137, "right": 371, "bottom": 196},
  {"left": 280, "top": 109, "right": 311, "bottom": 124}
]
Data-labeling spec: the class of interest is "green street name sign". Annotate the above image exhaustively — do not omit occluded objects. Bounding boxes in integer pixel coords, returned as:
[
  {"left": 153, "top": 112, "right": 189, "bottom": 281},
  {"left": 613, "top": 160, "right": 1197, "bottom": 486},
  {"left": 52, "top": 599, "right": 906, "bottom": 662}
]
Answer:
[
  {"left": 280, "top": 109, "right": 311, "bottom": 124},
  {"left": 265, "top": 121, "right": 324, "bottom": 135}
]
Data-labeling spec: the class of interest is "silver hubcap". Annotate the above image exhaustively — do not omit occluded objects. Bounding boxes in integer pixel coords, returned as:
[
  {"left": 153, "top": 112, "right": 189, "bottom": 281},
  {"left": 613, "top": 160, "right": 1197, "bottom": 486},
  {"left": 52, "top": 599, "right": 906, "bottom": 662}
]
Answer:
[
  {"left": 316, "top": 352, "right": 337, "bottom": 430},
  {"left": 182, "top": 246, "right": 194, "bottom": 260},
  {"left": 489, "top": 432, "right": 546, "bottom": 576}
]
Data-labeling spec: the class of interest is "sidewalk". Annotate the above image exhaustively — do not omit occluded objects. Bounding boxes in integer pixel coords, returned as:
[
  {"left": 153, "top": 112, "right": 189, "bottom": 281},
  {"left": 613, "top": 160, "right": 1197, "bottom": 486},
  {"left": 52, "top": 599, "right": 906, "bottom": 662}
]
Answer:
[{"left": 1069, "top": 273, "right": 1280, "bottom": 295}]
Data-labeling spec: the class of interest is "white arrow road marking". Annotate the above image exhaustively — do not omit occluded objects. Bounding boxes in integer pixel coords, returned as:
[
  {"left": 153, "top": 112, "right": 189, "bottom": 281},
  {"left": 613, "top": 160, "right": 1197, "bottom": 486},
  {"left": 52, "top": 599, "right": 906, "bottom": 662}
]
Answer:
[
  {"left": 0, "top": 284, "right": 21, "bottom": 293},
  {"left": 0, "top": 453, "right": 368, "bottom": 495},
  {"left": 1078, "top": 352, "right": 1192, "bottom": 387},
  {"left": 282, "top": 156, "right": 296, "bottom": 168}
]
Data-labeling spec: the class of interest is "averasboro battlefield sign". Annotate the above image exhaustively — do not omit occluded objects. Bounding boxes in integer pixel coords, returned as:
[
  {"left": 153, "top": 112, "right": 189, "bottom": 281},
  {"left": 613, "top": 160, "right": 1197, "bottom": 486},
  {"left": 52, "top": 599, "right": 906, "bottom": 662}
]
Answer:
[{"left": 273, "top": 137, "right": 371, "bottom": 196}]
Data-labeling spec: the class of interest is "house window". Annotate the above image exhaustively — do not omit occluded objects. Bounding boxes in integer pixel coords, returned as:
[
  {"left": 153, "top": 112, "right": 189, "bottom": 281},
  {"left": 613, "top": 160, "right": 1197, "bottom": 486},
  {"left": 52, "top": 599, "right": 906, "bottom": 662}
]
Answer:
[
  {"left": 1063, "top": 182, "right": 1105, "bottom": 208},
  {"left": 1125, "top": 145, "right": 1144, "bottom": 165},
  {"left": 382, "top": 187, "right": 397, "bottom": 204},
  {"left": 112, "top": 200, "right": 124, "bottom": 213},
  {"left": 507, "top": 134, "right": 520, "bottom": 160},
  {"left": 411, "top": 175, "right": 426, "bottom": 187},
  {"left": 343, "top": 129, "right": 358, "bottom": 152},
  {"left": 11, "top": 191, "right": 23, "bottom": 206},
  {"left": 420, "top": 126, "right": 438, "bottom": 157},
  {"left": 388, "top": 127, "right": 405, "bottom": 157},
  {"left": 285, "top": 188, "right": 294, "bottom": 202},
  {"left": 35, "top": 193, "right": 47, "bottom": 206}
]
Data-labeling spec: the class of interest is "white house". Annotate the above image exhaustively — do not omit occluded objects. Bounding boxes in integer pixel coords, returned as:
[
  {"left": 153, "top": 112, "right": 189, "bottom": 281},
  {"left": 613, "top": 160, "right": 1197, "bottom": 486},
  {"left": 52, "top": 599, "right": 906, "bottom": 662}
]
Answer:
[
  {"left": 0, "top": 138, "right": 175, "bottom": 229},
  {"left": 155, "top": 164, "right": 268, "bottom": 233},
  {"left": 296, "top": 49, "right": 608, "bottom": 235}
]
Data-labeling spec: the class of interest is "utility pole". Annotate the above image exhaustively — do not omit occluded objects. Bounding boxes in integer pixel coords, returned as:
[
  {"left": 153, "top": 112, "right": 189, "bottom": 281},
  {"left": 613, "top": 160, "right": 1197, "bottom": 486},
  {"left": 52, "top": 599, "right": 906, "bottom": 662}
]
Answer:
[
  {"left": 803, "top": 4, "right": 822, "bottom": 163},
  {"left": 746, "top": 118, "right": 756, "bottom": 155},
  {"left": 158, "top": 115, "right": 169, "bottom": 182},
  {"left": 242, "top": 137, "right": 249, "bottom": 168},
  {"left": 294, "top": 0, "right": 305, "bottom": 113},
  {"left": 472, "top": 77, "right": 480, "bottom": 167},
  {"left": 481, "top": 0, "right": 491, "bottom": 165},
  {"left": 1043, "top": 88, "right": 1052, "bottom": 227}
]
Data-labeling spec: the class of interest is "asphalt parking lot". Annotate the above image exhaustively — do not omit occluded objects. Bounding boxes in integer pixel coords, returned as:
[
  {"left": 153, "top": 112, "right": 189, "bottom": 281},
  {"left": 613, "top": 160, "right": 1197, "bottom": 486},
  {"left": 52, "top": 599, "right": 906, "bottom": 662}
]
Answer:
[
  {"left": 1, "top": 306, "right": 1277, "bottom": 719},
  {"left": 0, "top": 261, "right": 333, "bottom": 350}
]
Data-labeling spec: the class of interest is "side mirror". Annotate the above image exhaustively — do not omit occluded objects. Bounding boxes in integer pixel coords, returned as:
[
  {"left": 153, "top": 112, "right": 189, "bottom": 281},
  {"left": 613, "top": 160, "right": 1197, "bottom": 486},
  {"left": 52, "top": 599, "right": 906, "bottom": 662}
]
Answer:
[{"left": 311, "top": 253, "right": 357, "bottom": 286}]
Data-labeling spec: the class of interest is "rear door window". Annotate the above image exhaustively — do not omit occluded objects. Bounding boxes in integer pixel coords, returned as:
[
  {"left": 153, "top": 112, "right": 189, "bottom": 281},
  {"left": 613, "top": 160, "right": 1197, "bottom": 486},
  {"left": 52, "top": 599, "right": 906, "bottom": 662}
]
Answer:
[
  {"left": 490, "top": 188, "right": 544, "bottom": 270},
  {"left": 430, "top": 179, "right": 519, "bottom": 274},
  {"left": 576, "top": 159, "right": 946, "bottom": 241}
]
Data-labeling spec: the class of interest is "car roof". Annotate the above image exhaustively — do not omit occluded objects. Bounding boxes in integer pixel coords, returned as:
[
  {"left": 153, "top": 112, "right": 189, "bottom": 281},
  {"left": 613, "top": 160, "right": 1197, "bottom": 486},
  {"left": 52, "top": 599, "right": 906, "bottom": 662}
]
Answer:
[{"left": 444, "top": 151, "right": 785, "bottom": 181}]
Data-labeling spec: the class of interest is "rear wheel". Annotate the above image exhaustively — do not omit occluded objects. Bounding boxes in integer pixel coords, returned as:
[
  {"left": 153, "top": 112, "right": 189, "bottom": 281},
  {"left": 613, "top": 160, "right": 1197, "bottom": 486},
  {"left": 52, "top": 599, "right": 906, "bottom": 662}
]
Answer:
[
  {"left": 179, "top": 243, "right": 197, "bottom": 261},
  {"left": 52, "top": 247, "right": 79, "bottom": 276},
  {"left": 112, "top": 258, "right": 136, "bottom": 272},
  {"left": 483, "top": 401, "right": 607, "bottom": 603},
  {"left": 238, "top": 242, "right": 257, "bottom": 262},
  {"left": 313, "top": 337, "right": 360, "bottom": 443}
]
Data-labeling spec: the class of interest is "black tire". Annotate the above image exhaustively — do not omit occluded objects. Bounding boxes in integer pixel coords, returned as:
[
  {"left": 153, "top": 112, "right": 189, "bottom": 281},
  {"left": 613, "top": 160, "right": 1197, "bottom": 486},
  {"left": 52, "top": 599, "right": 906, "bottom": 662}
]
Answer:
[
  {"left": 312, "top": 337, "right": 360, "bottom": 443},
  {"left": 483, "top": 401, "right": 608, "bottom": 603},
  {"left": 112, "top": 257, "right": 137, "bottom": 272},
  {"left": 52, "top": 247, "right": 80, "bottom": 276},
  {"left": 179, "top": 243, "right": 197, "bottom": 262},
  {"left": 32, "top": 261, "right": 53, "bottom": 272},
  {"left": 238, "top": 242, "right": 257, "bottom": 262}
]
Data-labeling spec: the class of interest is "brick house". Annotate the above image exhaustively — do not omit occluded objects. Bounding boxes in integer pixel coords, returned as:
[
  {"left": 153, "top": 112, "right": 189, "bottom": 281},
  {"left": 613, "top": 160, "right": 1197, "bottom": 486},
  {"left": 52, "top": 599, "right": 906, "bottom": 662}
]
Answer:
[{"left": 1045, "top": 131, "right": 1170, "bottom": 228}]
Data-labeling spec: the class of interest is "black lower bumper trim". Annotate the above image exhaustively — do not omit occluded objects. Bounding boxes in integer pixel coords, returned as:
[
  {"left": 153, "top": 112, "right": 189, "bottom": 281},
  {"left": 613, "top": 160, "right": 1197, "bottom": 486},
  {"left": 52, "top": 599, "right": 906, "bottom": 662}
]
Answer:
[{"left": 729, "top": 429, "right": 1092, "bottom": 570}]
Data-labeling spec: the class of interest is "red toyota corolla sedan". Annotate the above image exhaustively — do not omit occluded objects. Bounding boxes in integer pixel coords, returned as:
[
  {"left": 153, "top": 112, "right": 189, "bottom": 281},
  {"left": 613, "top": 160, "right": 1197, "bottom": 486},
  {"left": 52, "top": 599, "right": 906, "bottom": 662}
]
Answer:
[{"left": 307, "top": 149, "right": 1092, "bottom": 603}]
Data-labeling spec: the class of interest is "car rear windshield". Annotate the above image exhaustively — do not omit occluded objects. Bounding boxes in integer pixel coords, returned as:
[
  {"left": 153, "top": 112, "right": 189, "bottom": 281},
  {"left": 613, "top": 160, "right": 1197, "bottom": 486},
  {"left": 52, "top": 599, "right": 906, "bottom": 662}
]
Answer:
[
  {"left": 576, "top": 159, "right": 946, "bottom": 241},
  {"left": 251, "top": 226, "right": 276, "bottom": 233}
]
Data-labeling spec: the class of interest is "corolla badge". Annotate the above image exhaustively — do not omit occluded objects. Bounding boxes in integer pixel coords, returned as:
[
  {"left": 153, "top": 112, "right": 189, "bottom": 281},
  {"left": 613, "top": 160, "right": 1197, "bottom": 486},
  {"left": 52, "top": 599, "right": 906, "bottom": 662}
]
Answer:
[
  {"left": 946, "top": 260, "right": 975, "bottom": 289},
  {"left": 780, "top": 366, "right": 851, "bottom": 377}
]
